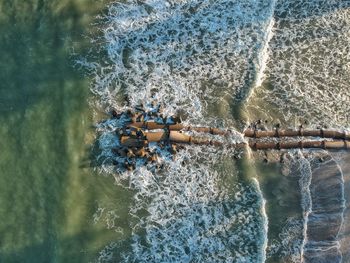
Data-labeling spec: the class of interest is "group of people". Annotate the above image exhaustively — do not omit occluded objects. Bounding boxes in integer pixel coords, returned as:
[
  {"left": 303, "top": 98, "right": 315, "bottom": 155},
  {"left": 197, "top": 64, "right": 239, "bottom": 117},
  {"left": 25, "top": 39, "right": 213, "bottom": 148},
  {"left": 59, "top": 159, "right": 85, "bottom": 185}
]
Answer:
[
  {"left": 112, "top": 145, "right": 161, "bottom": 171},
  {"left": 110, "top": 104, "right": 182, "bottom": 171},
  {"left": 111, "top": 103, "right": 181, "bottom": 125}
]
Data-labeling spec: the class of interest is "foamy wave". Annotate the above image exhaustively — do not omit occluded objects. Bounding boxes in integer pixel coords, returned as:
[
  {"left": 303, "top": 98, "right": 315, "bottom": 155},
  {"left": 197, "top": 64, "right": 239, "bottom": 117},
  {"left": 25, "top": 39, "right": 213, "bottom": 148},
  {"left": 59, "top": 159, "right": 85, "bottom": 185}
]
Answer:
[
  {"left": 254, "top": 15, "right": 275, "bottom": 88},
  {"left": 82, "top": 0, "right": 309, "bottom": 262},
  {"left": 247, "top": 1, "right": 350, "bottom": 127},
  {"left": 85, "top": 0, "right": 280, "bottom": 122},
  {"left": 296, "top": 152, "right": 313, "bottom": 263},
  {"left": 92, "top": 125, "right": 267, "bottom": 262},
  {"left": 278, "top": 151, "right": 346, "bottom": 263},
  {"left": 252, "top": 178, "right": 269, "bottom": 262},
  {"left": 267, "top": 217, "right": 303, "bottom": 262},
  {"left": 119, "top": 153, "right": 267, "bottom": 262}
]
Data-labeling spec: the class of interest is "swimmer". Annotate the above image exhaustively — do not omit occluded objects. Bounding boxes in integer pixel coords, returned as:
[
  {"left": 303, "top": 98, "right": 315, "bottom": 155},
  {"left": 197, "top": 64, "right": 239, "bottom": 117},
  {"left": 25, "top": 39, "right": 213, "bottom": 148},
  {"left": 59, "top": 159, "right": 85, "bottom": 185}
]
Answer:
[
  {"left": 127, "top": 149, "right": 136, "bottom": 158},
  {"left": 136, "top": 129, "right": 145, "bottom": 139},
  {"left": 111, "top": 109, "right": 120, "bottom": 118},
  {"left": 135, "top": 103, "right": 145, "bottom": 112},
  {"left": 172, "top": 116, "right": 181, "bottom": 124},
  {"left": 170, "top": 144, "right": 177, "bottom": 154},
  {"left": 166, "top": 116, "right": 175, "bottom": 125},
  {"left": 135, "top": 147, "right": 147, "bottom": 157}
]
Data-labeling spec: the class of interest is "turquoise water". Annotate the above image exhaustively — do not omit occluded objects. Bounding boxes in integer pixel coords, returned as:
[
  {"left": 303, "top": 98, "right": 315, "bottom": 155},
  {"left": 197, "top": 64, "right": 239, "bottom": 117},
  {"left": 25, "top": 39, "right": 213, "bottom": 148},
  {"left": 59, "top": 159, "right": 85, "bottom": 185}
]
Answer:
[{"left": 1, "top": 0, "right": 350, "bottom": 262}]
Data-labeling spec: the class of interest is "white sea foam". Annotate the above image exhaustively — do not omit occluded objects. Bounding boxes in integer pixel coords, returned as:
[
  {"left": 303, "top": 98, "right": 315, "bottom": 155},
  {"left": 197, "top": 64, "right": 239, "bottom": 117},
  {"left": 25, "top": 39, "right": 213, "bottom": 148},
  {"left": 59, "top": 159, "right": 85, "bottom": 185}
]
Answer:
[
  {"left": 252, "top": 178, "right": 269, "bottom": 262},
  {"left": 249, "top": 1, "right": 350, "bottom": 127},
  {"left": 296, "top": 152, "right": 313, "bottom": 263},
  {"left": 82, "top": 0, "right": 350, "bottom": 262},
  {"left": 255, "top": 16, "right": 275, "bottom": 88},
  {"left": 110, "top": 148, "right": 266, "bottom": 262},
  {"left": 86, "top": 0, "right": 281, "bottom": 121},
  {"left": 92, "top": 121, "right": 265, "bottom": 261},
  {"left": 267, "top": 216, "right": 304, "bottom": 262},
  {"left": 304, "top": 155, "right": 345, "bottom": 263},
  {"left": 264, "top": 151, "right": 310, "bottom": 263},
  {"left": 245, "top": 5, "right": 350, "bottom": 259},
  {"left": 279, "top": 152, "right": 346, "bottom": 263}
]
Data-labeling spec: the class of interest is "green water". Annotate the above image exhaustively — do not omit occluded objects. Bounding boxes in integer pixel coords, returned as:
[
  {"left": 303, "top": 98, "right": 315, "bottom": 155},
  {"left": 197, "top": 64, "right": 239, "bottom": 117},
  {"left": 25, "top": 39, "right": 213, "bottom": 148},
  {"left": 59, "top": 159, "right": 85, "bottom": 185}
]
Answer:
[
  {"left": 3, "top": 1, "right": 346, "bottom": 262},
  {"left": 0, "top": 1, "right": 131, "bottom": 262}
]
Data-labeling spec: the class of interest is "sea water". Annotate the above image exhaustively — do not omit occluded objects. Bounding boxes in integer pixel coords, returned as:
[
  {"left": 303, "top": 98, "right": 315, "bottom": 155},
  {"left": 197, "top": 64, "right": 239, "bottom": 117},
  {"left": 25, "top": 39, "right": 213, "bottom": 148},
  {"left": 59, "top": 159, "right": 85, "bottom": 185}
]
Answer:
[
  {"left": 1, "top": 0, "right": 350, "bottom": 262},
  {"left": 0, "top": 0, "right": 126, "bottom": 262},
  {"left": 86, "top": 1, "right": 350, "bottom": 262}
]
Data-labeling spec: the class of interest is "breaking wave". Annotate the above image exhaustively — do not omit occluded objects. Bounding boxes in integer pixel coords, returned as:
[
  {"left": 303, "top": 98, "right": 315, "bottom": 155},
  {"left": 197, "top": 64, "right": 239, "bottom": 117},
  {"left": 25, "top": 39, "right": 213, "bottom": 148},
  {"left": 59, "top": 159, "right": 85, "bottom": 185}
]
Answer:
[
  {"left": 247, "top": 0, "right": 350, "bottom": 127},
  {"left": 79, "top": 0, "right": 350, "bottom": 262},
  {"left": 276, "top": 151, "right": 346, "bottom": 263},
  {"left": 80, "top": 0, "right": 279, "bottom": 262},
  {"left": 81, "top": 0, "right": 280, "bottom": 121}
]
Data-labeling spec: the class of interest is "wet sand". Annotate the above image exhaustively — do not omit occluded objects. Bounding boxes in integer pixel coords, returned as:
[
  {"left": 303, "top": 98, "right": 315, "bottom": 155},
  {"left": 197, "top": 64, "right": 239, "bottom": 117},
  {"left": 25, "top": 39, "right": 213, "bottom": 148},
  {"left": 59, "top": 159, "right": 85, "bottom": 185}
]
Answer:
[
  {"left": 303, "top": 155, "right": 345, "bottom": 263},
  {"left": 333, "top": 152, "right": 350, "bottom": 263}
]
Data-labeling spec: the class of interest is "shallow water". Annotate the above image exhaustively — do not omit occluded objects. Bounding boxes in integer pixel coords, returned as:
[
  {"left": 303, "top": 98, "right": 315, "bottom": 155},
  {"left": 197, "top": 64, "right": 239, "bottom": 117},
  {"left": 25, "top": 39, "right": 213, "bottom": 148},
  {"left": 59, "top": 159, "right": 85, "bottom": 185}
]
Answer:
[
  {"left": 0, "top": 1, "right": 130, "bottom": 262},
  {"left": 1, "top": 0, "right": 350, "bottom": 262}
]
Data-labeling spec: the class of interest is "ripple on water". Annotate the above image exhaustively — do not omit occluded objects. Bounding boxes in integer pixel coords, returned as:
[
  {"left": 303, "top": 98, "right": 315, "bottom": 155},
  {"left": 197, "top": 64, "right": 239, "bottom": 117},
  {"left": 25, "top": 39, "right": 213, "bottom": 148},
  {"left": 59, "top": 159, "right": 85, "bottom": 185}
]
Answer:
[{"left": 81, "top": 0, "right": 350, "bottom": 262}]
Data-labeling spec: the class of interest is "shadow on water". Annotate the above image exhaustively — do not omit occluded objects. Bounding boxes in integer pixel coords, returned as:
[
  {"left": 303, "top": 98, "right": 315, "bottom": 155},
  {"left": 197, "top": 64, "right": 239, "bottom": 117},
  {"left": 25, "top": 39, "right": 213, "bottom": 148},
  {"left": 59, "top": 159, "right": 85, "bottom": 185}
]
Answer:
[
  {"left": 0, "top": 1, "right": 126, "bottom": 262},
  {"left": 0, "top": 0, "right": 101, "bottom": 115},
  {"left": 0, "top": 228, "right": 133, "bottom": 263},
  {"left": 2, "top": 198, "right": 256, "bottom": 263},
  {"left": 82, "top": 131, "right": 114, "bottom": 169}
]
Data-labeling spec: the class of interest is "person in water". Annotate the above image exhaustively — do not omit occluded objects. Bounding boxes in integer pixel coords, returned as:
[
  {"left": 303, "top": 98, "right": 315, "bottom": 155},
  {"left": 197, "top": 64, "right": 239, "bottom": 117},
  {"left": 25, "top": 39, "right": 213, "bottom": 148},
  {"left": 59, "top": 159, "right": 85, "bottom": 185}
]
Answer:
[{"left": 111, "top": 104, "right": 187, "bottom": 171}]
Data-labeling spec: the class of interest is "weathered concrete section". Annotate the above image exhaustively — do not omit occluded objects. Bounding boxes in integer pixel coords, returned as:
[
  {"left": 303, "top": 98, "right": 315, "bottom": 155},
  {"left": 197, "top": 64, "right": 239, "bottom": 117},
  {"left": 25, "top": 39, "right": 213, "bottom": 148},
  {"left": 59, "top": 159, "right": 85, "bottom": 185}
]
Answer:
[{"left": 304, "top": 157, "right": 345, "bottom": 263}]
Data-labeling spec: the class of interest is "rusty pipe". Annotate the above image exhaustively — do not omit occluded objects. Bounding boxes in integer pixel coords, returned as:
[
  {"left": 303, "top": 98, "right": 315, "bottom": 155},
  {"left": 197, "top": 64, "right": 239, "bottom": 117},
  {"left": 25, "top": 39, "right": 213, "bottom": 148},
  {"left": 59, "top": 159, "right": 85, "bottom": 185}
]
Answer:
[
  {"left": 127, "top": 122, "right": 350, "bottom": 140},
  {"left": 120, "top": 131, "right": 350, "bottom": 150}
]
